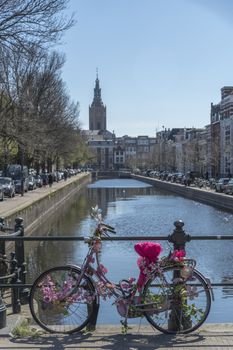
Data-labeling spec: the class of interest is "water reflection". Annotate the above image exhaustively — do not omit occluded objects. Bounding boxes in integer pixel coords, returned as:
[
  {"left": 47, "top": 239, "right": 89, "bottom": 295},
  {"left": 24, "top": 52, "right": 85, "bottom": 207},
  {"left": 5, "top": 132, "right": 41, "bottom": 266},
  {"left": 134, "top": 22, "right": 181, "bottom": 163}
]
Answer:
[
  {"left": 27, "top": 178, "right": 233, "bottom": 323},
  {"left": 221, "top": 277, "right": 233, "bottom": 298}
]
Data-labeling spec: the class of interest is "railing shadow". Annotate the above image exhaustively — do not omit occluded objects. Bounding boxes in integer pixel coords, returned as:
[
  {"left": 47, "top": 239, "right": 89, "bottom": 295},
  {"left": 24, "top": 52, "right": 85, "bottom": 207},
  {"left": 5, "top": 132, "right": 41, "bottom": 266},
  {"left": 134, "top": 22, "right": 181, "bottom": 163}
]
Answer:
[{"left": 8, "top": 329, "right": 206, "bottom": 350}]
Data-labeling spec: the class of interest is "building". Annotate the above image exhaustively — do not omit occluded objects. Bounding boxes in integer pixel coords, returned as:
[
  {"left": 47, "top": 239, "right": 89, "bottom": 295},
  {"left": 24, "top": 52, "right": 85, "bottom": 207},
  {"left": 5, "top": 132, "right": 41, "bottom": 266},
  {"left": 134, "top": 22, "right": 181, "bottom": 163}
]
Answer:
[
  {"left": 210, "top": 102, "right": 220, "bottom": 178},
  {"left": 85, "top": 74, "right": 159, "bottom": 170},
  {"left": 83, "top": 74, "right": 115, "bottom": 170},
  {"left": 89, "top": 72, "right": 107, "bottom": 131},
  {"left": 210, "top": 87, "right": 233, "bottom": 177}
]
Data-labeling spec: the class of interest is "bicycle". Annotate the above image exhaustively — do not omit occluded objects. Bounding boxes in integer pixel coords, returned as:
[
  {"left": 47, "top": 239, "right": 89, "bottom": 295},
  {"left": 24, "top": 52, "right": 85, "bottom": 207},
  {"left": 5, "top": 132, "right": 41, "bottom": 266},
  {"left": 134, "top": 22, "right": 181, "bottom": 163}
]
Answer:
[{"left": 29, "top": 206, "right": 214, "bottom": 334}]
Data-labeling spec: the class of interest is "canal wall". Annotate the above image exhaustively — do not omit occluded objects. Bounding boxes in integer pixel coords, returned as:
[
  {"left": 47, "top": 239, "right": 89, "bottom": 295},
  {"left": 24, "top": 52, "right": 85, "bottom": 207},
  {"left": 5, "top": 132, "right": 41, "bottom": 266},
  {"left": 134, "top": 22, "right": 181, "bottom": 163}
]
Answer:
[
  {"left": 5, "top": 173, "right": 91, "bottom": 233},
  {"left": 132, "top": 174, "right": 233, "bottom": 212}
]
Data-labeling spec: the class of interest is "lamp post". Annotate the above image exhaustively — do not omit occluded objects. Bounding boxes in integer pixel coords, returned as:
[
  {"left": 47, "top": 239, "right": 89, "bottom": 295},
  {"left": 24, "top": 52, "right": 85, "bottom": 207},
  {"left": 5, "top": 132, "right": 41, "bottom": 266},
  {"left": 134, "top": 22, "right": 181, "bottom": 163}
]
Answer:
[{"left": 19, "top": 146, "right": 25, "bottom": 197}]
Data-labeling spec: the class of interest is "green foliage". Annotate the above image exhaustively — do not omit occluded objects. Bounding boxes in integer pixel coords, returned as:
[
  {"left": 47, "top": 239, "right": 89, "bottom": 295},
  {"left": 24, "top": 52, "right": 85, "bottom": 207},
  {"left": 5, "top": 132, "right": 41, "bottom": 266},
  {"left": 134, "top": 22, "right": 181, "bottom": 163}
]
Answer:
[
  {"left": 11, "top": 320, "right": 44, "bottom": 338},
  {"left": 120, "top": 319, "right": 132, "bottom": 334}
]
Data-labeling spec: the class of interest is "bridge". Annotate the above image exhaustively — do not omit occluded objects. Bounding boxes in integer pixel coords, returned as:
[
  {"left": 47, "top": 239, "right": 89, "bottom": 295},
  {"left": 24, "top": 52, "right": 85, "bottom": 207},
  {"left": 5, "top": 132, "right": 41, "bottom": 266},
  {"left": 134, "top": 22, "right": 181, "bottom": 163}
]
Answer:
[
  {"left": 0, "top": 173, "right": 232, "bottom": 349},
  {"left": 92, "top": 169, "right": 131, "bottom": 179}
]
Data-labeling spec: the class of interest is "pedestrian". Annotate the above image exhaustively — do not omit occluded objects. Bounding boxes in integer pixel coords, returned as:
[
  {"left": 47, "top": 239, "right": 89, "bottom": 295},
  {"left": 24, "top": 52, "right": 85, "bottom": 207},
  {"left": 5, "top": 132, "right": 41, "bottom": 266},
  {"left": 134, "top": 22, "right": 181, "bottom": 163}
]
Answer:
[
  {"left": 48, "top": 173, "right": 53, "bottom": 188},
  {"left": 42, "top": 174, "right": 47, "bottom": 187},
  {"left": 64, "top": 169, "right": 68, "bottom": 181}
]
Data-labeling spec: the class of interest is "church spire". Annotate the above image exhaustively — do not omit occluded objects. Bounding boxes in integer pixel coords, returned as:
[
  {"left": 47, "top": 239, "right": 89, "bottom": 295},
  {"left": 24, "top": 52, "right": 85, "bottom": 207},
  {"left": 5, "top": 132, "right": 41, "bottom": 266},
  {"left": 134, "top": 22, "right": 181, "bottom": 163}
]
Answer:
[
  {"left": 91, "top": 68, "right": 103, "bottom": 107},
  {"left": 89, "top": 71, "right": 107, "bottom": 131}
]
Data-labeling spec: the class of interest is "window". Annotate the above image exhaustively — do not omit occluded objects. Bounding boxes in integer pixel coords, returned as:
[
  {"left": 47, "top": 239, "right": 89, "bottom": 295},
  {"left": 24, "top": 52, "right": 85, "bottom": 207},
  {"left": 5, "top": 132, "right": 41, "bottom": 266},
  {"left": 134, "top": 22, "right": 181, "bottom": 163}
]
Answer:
[{"left": 225, "top": 125, "right": 231, "bottom": 143}]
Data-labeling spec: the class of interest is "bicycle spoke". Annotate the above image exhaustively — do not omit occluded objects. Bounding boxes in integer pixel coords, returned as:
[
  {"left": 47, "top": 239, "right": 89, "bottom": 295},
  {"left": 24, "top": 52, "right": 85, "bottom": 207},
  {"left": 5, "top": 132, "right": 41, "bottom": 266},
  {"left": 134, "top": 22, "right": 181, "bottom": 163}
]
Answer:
[
  {"left": 30, "top": 266, "right": 97, "bottom": 334},
  {"left": 143, "top": 266, "right": 211, "bottom": 334}
]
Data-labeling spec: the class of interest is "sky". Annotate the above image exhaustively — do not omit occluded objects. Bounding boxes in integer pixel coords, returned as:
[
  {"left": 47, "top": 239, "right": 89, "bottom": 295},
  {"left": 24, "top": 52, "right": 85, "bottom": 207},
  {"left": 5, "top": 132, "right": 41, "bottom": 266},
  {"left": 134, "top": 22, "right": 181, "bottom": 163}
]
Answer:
[{"left": 58, "top": 0, "right": 233, "bottom": 137}]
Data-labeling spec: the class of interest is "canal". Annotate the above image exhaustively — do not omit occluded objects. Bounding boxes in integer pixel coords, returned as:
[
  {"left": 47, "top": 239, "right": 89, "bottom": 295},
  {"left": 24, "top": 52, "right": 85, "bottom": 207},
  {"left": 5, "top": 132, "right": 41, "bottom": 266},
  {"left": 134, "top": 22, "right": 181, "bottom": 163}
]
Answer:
[{"left": 26, "top": 178, "right": 233, "bottom": 325}]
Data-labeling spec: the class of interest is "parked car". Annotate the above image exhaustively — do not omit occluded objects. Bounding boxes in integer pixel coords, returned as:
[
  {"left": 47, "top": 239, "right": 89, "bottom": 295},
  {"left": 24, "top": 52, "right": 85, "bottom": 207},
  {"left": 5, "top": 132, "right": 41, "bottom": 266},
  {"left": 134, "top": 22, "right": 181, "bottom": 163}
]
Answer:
[
  {"left": 14, "top": 179, "right": 29, "bottom": 194},
  {"left": 224, "top": 178, "right": 233, "bottom": 195},
  {"left": 34, "top": 175, "right": 43, "bottom": 188},
  {"left": 28, "top": 175, "right": 36, "bottom": 190},
  {"left": 215, "top": 178, "right": 230, "bottom": 192},
  {"left": 0, "top": 177, "right": 15, "bottom": 197}
]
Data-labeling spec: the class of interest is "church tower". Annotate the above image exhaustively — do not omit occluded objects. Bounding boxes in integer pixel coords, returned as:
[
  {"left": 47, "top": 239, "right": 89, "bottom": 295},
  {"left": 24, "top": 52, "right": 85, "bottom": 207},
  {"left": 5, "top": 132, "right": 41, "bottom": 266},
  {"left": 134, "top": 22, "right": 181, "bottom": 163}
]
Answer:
[{"left": 89, "top": 71, "right": 107, "bottom": 131}]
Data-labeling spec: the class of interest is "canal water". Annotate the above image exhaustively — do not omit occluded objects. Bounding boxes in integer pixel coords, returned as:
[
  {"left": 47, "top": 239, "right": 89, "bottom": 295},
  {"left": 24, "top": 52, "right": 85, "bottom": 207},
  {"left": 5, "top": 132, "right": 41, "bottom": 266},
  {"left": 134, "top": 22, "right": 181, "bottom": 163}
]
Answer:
[{"left": 27, "top": 178, "right": 233, "bottom": 325}]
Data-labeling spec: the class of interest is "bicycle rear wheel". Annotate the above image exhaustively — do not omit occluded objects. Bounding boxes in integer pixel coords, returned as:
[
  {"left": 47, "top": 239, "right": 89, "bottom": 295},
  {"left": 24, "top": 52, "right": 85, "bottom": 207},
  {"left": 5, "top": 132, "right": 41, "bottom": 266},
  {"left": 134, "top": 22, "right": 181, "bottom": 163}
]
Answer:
[
  {"left": 143, "top": 266, "right": 211, "bottom": 334},
  {"left": 29, "top": 265, "right": 97, "bottom": 334}
]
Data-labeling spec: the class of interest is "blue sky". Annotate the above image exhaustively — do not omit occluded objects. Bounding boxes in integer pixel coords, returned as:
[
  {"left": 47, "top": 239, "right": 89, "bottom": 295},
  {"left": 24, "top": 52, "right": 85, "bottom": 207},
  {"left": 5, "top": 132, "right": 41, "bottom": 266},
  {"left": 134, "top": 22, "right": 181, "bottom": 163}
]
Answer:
[{"left": 59, "top": 0, "right": 233, "bottom": 137}]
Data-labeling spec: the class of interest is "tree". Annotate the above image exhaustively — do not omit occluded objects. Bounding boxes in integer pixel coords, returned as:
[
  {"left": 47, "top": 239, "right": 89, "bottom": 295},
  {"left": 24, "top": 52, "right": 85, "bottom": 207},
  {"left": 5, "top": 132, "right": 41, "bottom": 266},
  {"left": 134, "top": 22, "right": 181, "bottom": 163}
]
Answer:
[
  {"left": 0, "top": 0, "right": 75, "bottom": 54},
  {"left": 0, "top": 45, "right": 82, "bottom": 171},
  {"left": 0, "top": 0, "right": 86, "bottom": 173}
]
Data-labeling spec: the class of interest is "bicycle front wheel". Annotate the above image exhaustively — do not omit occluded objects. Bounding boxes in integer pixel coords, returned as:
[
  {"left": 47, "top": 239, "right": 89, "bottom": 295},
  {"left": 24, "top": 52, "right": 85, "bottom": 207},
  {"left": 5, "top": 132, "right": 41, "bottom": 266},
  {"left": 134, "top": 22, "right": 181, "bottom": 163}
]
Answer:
[
  {"left": 29, "top": 266, "right": 97, "bottom": 334},
  {"left": 143, "top": 266, "right": 211, "bottom": 334}
]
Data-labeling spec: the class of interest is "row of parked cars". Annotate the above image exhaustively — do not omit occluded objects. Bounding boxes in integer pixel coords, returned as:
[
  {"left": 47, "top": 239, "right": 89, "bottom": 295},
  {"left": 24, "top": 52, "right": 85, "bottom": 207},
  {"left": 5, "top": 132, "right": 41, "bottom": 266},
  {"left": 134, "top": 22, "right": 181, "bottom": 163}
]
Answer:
[
  {"left": 215, "top": 178, "right": 233, "bottom": 194},
  {"left": 137, "top": 169, "right": 233, "bottom": 196},
  {"left": 0, "top": 175, "right": 44, "bottom": 199},
  {"left": 0, "top": 168, "right": 82, "bottom": 201}
]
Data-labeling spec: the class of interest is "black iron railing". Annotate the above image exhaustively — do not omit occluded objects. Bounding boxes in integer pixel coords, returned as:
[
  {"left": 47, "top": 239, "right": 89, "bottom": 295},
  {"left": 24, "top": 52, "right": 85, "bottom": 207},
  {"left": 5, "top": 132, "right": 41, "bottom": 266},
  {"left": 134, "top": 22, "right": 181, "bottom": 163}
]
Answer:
[{"left": 1, "top": 217, "right": 233, "bottom": 329}]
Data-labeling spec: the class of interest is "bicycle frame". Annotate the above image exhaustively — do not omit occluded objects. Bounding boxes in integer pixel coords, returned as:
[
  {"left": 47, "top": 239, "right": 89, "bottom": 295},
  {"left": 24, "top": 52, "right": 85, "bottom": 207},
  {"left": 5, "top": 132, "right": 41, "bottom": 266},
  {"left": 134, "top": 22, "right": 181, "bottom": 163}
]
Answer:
[{"left": 77, "top": 234, "right": 132, "bottom": 301}]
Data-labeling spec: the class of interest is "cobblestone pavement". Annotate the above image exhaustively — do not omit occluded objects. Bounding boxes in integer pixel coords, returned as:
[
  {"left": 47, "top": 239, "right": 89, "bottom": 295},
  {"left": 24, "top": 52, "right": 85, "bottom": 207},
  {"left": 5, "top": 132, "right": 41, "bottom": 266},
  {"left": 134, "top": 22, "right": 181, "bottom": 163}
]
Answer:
[{"left": 0, "top": 324, "right": 233, "bottom": 349}]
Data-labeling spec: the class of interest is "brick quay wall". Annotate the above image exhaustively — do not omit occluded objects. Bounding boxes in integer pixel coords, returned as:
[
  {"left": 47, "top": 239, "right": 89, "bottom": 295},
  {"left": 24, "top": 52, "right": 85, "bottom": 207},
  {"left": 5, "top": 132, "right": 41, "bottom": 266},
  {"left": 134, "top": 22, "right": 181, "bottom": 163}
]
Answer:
[{"left": 132, "top": 174, "right": 233, "bottom": 213}]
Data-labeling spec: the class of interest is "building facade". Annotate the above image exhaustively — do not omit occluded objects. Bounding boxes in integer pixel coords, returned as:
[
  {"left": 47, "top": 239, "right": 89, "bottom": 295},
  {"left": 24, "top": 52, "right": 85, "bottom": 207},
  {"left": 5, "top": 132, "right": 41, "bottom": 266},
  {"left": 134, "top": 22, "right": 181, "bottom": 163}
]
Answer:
[{"left": 210, "top": 87, "right": 233, "bottom": 177}]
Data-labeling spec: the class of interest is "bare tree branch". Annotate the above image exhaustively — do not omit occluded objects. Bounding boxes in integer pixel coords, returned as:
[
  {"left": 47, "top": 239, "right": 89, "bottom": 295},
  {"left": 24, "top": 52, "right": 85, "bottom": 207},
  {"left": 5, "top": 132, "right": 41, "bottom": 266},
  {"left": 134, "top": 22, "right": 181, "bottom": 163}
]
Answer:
[{"left": 0, "top": 0, "right": 75, "bottom": 53}]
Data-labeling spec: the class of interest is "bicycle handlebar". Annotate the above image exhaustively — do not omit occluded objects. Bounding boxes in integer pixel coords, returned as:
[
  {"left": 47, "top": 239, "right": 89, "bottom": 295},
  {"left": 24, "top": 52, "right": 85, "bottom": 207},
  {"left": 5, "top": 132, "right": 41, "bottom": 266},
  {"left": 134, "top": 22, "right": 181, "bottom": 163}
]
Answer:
[
  {"left": 98, "top": 223, "right": 116, "bottom": 235},
  {"left": 101, "top": 223, "right": 116, "bottom": 234},
  {"left": 91, "top": 206, "right": 116, "bottom": 235}
]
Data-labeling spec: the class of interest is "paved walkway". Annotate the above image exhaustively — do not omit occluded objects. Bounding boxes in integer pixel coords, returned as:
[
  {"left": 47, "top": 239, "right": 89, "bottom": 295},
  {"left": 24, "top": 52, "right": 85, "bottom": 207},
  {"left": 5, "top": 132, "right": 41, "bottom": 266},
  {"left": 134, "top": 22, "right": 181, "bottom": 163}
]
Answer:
[
  {"left": 0, "top": 173, "right": 87, "bottom": 219},
  {"left": 0, "top": 323, "right": 233, "bottom": 349}
]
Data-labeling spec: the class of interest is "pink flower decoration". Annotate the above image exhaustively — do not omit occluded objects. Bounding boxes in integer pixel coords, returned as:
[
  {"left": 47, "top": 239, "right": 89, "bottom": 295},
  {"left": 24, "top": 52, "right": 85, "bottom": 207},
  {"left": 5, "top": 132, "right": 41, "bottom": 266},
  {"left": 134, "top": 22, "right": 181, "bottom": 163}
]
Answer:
[
  {"left": 170, "top": 249, "right": 186, "bottom": 261},
  {"left": 87, "top": 256, "right": 95, "bottom": 264},
  {"left": 128, "top": 277, "right": 136, "bottom": 284},
  {"left": 97, "top": 263, "right": 108, "bottom": 275}
]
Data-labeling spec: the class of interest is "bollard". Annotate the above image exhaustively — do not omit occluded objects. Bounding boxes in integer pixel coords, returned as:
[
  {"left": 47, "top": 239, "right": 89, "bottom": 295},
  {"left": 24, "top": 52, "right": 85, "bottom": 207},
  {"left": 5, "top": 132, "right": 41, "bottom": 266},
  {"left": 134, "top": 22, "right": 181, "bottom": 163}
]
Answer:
[{"left": 14, "top": 218, "right": 29, "bottom": 304}]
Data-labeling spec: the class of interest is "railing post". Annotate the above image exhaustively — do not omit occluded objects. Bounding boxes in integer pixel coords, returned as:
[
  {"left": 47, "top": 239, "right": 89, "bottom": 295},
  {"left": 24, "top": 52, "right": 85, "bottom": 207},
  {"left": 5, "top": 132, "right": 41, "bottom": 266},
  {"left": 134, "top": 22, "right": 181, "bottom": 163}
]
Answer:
[
  {"left": 14, "top": 218, "right": 29, "bottom": 304},
  {"left": 0, "top": 217, "right": 5, "bottom": 256},
  {"left": 0, "top": 217, "right": 6, "bottom": 328},
  {"left": 167, "top": 220, "right": 191, "bottom": 332},
  {"left": 0, "top": 296, "right": 6, "bottom": 329},
  {"left": 86, "top": 300, "right": 99, "bottom": 331},
  {"left": 0, "top": 217, "right": 5, "bottom": 234},
  {"left": 168, "top": 220, "right": 191, "bottom": 250},
  {"left": 10, "top": 252, "right": 21, "bottom": 314}
]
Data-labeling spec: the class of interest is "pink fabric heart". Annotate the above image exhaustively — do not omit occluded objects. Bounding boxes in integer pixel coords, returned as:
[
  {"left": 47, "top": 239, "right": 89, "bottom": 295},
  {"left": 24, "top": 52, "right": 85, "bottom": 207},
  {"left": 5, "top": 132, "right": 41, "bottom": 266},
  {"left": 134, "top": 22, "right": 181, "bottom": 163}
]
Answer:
[{"left": 134, "top": 242, "right": 162, "bottom": 289}]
